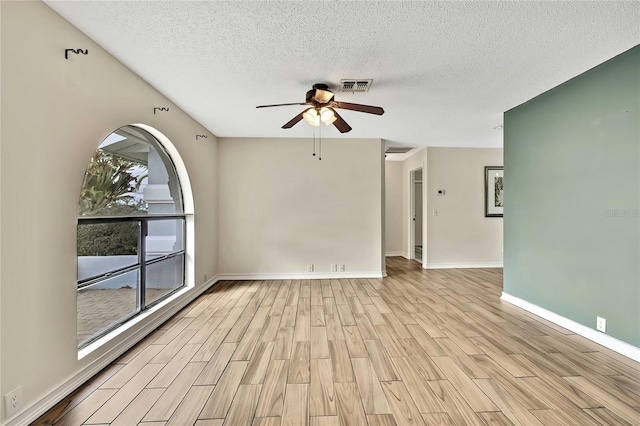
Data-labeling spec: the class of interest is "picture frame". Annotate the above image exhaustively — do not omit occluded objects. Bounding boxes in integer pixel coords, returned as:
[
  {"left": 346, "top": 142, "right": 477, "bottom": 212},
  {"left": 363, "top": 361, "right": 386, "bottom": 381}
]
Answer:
[{"left": 485, "top": 166, "right": 504, "bottom": 217}]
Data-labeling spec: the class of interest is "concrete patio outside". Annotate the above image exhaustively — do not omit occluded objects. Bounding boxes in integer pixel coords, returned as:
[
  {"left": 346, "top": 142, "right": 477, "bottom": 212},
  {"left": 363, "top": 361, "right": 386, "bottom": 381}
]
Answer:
[{"left": 77, "top": 287, "right": 170, "bottom": 345}]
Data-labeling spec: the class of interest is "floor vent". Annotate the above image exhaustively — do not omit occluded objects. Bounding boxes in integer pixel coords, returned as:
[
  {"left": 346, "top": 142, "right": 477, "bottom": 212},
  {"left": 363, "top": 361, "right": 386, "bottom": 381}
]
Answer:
[{"left": 341, "top": 79, "right": 373, "bottom": 92}]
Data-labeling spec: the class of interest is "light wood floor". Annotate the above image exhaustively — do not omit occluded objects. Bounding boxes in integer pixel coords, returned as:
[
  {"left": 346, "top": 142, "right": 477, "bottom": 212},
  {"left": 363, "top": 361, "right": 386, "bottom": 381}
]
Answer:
[{"left": 35, "top": 257, "right": 640, "bottom": 425}]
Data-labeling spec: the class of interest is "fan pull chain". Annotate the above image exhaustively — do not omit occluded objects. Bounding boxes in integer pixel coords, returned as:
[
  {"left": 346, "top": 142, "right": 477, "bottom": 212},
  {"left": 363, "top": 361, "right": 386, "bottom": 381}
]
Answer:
[
  {"left": 312, "top": 128, "right": 316, "bottom": 157},
  {"left": 318, "top": 124, "right": 322, "bottom": 160}
]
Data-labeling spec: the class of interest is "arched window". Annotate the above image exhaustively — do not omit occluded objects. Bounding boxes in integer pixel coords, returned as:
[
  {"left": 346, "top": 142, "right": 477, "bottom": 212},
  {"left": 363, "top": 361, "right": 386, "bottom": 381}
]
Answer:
[{"left": 77, "top": 125, "right": 186, "bottom": 348}]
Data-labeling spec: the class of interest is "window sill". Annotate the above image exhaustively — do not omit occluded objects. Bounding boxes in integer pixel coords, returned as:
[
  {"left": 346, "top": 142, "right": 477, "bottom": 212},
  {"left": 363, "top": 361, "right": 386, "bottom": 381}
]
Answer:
[{"left": 78, "top": 285, "right": 192, "bottom": 360}]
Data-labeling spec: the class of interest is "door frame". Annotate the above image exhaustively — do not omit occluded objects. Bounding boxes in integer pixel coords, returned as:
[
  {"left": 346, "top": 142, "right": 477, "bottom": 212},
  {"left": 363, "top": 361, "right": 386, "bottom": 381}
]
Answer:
[{"left": 409, "top": 166, "right": 424, "bottom": 265}]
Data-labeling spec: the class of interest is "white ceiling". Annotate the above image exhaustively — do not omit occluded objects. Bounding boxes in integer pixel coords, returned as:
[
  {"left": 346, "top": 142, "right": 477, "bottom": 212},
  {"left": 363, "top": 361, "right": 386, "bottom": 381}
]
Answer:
[{"left": 45, "top": 1, "right": 639, "bottom": 149}]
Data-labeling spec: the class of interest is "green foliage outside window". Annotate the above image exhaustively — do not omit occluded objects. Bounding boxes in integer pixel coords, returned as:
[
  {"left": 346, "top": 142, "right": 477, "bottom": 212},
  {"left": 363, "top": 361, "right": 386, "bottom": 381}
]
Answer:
[
  {"left": 78, "top": 150, "right": 148, "bottom": 256},
  {"left": 78, "top": 150, "right": 148, "bottom": 216},
  {"left": 77, "top": 221, "right": 139, "bottom": 256}
]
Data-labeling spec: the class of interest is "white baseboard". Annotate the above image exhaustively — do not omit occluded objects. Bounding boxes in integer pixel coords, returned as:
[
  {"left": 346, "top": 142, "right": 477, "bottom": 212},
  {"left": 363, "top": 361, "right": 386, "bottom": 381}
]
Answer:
[
  {"left": 4, "top": 276, "right": 221, "bottom": 426},
  {"left": 426, "top": 262, "right": 503, "bottom": 269},
  {"left": 501, "top": 292, "right": 640, "bottom": 362},
  {"left": 390, "top": 253, "right": 411, "bottom": 260},
  {"left": 218, "top": 271, "right": 384, "bottom": 280}
]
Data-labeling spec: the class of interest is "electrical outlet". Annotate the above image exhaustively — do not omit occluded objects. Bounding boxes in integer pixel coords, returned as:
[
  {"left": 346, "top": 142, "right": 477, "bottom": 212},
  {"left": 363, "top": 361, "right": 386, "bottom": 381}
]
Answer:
[
  {"left": 596, "top": 316, "right": 606, "bottom": 333},
  {"left": 4, "top": 386, "right": 22, "bottom": 418},
  {"left": 339, "top": 264, "right": 345, "bottom": 272},
  {"left": 307, "top": 264, "right": 314, "bottom": 272},
  {"left": 331, "top": 264, "right": 337, "bottom": 272},
  {"left": 204, "top": 273, "right": 208, "bottom": 282}
]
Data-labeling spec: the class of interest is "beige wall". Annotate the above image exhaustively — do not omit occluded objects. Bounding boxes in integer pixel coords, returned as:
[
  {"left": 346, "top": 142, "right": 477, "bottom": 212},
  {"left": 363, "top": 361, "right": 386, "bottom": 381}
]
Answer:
[
  {"left": 1, "top": 2, "right": 218, "bottom": 423},
  {"left": 395, "top": 147, "right": 503, "bottom": 267},
  {"left": 426, "top": 147, "right": 503, "bottom": 267},
  {"left": 218, "top": 137, "right": 384, "bottom": 278},
  {"left": 0, "top": 3, "right": 3, "bottom": 422},
  {"left": 384, "top": 161, "right": 403, "bottom": 255}
]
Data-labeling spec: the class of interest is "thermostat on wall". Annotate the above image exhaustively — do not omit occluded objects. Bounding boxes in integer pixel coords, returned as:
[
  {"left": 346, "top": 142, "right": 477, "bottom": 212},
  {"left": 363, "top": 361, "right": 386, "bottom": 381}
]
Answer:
[{"left": 437, "top": 189, "right": 445, "bottom": 195}]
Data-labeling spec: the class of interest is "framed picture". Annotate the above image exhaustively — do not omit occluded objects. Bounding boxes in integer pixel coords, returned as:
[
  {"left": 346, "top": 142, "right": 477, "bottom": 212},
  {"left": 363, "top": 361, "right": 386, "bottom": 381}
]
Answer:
[{"left": 485, "top": 166, "right": 503, "bottom": 217}]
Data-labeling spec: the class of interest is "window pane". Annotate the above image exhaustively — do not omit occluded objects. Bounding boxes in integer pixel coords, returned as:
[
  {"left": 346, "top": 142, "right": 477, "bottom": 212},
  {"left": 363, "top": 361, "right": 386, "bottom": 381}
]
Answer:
[
  {"left": 77, "top": 222, "right": 139, "bottom": 281},
  {"left": 77, "top": 269, "right": 139, "bottom": 347},
  {"left": 146, "top": 218, "right": 184, "bottom": 260},
  {"left": 78, "top": 125, "right": 183, "bottom": 217},
  {"left": 145, "top": 254, "right": 184, "bottom": 306}
]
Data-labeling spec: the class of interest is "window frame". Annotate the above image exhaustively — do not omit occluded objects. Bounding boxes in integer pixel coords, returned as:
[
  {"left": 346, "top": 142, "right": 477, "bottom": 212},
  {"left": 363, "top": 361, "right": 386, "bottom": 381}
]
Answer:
[
  {"left": 77, "top": 123, "right": 189, "bottom": 349},
  {"left": 77, "top": 214, "right": 187, "bottom": 348}
]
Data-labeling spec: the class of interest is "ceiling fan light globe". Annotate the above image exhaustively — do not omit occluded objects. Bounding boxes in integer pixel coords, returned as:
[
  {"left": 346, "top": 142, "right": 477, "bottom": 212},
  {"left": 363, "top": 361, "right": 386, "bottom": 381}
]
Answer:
[
  {"left": 320, "top": 107, "right": 335, "bottom": 124},
  {"left": 303, "top": 109, "right": 320, "bottom": 126},
  {"left": 324, "top": 115, "right": 337, "bottom": 126}
]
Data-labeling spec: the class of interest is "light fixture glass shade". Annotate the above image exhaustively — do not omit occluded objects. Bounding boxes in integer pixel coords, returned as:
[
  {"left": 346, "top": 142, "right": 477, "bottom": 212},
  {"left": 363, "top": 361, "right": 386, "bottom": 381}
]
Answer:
[
  {"left": 323, "top": 115, "right": 337, "bottom": 126},
  {"left": 320, "top": 107, "right": 335, "bottom": 124},
  {"left": 303, "top": 109, "right": 320, "bottom": 127}
]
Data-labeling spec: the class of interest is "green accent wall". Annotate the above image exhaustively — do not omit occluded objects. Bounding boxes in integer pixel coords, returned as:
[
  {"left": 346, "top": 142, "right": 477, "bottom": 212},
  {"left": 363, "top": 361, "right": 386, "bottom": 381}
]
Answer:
[{"left": 504, "top": 45, "right": 640, "bottom": 347}]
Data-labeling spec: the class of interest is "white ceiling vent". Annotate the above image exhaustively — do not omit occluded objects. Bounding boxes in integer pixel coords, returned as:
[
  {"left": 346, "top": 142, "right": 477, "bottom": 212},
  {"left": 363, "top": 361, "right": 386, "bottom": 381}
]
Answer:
[
  {"left": 341, "top": 79, "right": 373, "bottom": 92},
  {"left": 385, "top": 146, "right": 414, "bottom": 154}
]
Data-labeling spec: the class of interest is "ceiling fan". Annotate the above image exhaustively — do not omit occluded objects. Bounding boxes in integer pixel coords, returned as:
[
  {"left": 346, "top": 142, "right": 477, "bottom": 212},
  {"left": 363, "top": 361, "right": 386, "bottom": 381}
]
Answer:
[{"left": 256, "top": 83, "right": 384, "bottom": 133}]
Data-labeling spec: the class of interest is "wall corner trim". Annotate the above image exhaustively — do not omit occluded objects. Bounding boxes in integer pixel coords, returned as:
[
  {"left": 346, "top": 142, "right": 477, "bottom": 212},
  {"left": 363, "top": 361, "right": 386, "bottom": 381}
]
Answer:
[
  {"left": 425, "top": 262, "right": 503, "bottom": 269},
  {"left": 4, "top": 276, "right": 222, "bottom": 426},
  {"left": 501, "top": 292, "right": 640, "bottom": 362}
]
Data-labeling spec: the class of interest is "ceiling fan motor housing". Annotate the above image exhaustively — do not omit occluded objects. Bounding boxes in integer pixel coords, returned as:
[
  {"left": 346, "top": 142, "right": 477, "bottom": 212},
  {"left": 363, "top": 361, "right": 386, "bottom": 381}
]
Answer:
[
  {"left": 305, "top": 90, "right": 315, "bottom": 104},
  {"left": 309, "top": 84, "right": 335, "bottom": 104}
]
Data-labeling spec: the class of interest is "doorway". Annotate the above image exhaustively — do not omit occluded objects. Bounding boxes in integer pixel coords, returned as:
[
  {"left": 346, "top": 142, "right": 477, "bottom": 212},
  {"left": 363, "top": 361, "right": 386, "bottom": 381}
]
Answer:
[{"left": 410, "top": 168, "right": 423, "bottom": 263}]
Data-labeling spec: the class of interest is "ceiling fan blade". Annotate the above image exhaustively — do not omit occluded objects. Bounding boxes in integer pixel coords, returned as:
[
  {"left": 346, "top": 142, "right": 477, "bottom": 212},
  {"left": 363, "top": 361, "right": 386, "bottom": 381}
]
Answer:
[
  {"left": 256, "top": 102, "right": 308, "bottom": 109},
  {"left": 334, "top": 101, "right": 384, "bottom": 115},
  {"left": 281, "top": 110, "right": 308, "bottom": 129},
  {"left": 331, "top": 109, "right": 352, "bottom": 133}
]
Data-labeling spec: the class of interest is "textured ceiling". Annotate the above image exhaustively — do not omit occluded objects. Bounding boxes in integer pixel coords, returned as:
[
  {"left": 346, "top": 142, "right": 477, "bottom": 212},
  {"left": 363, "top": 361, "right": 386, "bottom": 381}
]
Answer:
[{"left": 45, "top": 1, "right": 639, "bottom": 149}]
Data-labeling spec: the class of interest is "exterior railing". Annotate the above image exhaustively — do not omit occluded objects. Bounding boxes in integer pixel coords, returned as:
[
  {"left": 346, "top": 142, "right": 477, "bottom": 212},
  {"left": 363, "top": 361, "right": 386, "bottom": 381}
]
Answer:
[{"left": 77, "top": 215, "right": 186, "bottom": 347}]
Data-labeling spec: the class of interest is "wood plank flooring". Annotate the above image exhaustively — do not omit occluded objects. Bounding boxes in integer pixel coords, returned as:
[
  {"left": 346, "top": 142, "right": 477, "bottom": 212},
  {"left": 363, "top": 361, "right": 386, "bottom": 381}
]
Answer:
[{"left": 34, "top": 258, "right": 640, "bottom": 425}]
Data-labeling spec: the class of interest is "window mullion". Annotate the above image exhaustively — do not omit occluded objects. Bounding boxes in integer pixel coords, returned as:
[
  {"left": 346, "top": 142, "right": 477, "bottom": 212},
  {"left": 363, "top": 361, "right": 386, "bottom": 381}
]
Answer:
[{"left": 138, "top": 220, "right": 147, "bottom": 312}]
